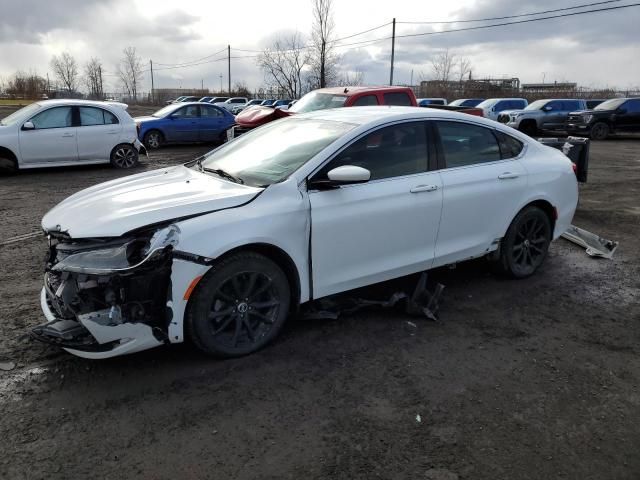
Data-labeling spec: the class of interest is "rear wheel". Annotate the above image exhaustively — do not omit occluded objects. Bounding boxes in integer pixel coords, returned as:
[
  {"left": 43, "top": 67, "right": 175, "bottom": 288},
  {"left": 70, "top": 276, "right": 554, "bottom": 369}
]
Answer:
[
  {"left": 187, "top": 252, "right": 290, "bottom": 357},
  {"left": 144, "top": 130, "right": 164, "bottom": 149},
  {"left": 0, "top": 156, "right": 17, "bottom": 173},
  {"left": 496, "top": 206, "right": 552, "bottom": 278},
  {"left": 590, "top": 122, "right": 609, "bottom": 140},
  {"left": 110, "top": 144, "right": 139, "bottom": 169}
]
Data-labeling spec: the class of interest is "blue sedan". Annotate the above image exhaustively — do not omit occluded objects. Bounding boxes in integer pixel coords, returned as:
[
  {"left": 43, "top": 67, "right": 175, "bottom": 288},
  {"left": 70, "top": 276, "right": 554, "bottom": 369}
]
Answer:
[{"left": 135, "top": 102, "right": 235, "bottom": 149}]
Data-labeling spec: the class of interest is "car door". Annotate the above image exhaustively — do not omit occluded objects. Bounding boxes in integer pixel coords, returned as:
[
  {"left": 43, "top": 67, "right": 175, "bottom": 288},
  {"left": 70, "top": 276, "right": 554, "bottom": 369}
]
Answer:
[
  {"left": 615, "top": 100, "right": 640, "bottom": 131},
  {"left": 541, "top": 100, "right": 566, "bottom": 129},
  {"left": 199, "top": 105, "right": 225, "bottom": 141},
  {"left": 165, "top": 105, "right": 200, "bottom": 142},
  {"left": 307, "top": 121, "right": 443, "bottom": 299},
  {"left": 76, "top": 107, "right": 122, "bottom": 161},
  {"left": 432, "top": 121, "right": 528, "bottom": 267},
  {"left": 18, "top": 106, "right": 77, "bottom": 165}
]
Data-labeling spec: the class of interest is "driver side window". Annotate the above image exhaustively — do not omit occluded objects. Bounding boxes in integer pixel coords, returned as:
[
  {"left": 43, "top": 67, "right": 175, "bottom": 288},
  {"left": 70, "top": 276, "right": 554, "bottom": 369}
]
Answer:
[{"left": 315, "top": 122, "right": 428, "bottom": 181}]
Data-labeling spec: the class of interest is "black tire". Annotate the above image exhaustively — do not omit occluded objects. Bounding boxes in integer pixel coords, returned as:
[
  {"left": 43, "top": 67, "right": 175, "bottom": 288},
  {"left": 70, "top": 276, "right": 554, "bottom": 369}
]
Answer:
[
  {"left": 590, "top": 122, "right": 609, "bottom": 140},
  {"left": 186, "top": 252, "right": 291, "bottom": 357},
  {"left": 0, "top": 156, "right": 18, "bottom": 173},
  {"left": 144, "top": 130, "right": 164, "bottom": 149},
  {"left": 519, "top": 121, "right": 538, "bottom": 137},
  {"left": 110, "top": 144, "right": 139, "bottom": 169},
  {"left": 496, "top": 206, "right": 552, "bottom": 279}
]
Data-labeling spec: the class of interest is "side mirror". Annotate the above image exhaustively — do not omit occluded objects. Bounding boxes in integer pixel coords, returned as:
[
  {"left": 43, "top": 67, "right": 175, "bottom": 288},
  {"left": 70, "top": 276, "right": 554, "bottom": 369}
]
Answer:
[
  {"left": 22, "top": 121, "right": 35, "bottom": 130},
  {"left": 308, "top": 165, "right": 371, "bottom": 190},
  {"left": 543, "top": 106, "right": 552, "bottom": 112}
]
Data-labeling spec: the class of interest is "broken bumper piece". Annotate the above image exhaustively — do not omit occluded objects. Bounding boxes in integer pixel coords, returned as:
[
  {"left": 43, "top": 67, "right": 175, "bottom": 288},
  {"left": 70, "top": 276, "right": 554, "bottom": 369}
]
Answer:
[
  {"left": 34, "top": 287, "right": 164, "bottom": 359},
  {"left": 561, "top": 225, "right": 618, "bottom": 259}
]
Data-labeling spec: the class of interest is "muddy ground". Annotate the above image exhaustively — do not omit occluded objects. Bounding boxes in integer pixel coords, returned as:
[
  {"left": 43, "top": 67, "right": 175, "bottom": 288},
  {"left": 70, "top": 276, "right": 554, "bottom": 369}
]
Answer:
[{"left": 0, "top": 105, "right": 639, "bottom": 479}]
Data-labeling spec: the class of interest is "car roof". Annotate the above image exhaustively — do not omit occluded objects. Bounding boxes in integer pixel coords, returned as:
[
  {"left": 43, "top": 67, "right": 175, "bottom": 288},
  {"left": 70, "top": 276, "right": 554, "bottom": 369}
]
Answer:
[
  {"left": 312, "top": 86, "right": 413, "bottom": 97},
  {"left": 33, "top": 99, "right": 126, "bottom": 108},
  {"left": 298, "top": 105, "right": 505, "bottom": 129}
]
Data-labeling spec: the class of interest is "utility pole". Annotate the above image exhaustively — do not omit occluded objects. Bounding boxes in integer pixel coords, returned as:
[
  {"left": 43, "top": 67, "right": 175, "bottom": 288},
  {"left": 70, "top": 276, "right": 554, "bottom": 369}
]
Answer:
[
  {"left": 201, "top": 79, "right": 204, "bottom": 91},
  {"left": 150, "top": 60, "right": 155, "bottom": 104},
  {"left": 98, "top": 65, "right": 104, "bottom": 100},
  {"left": 389, "top": 18, "right": 396, "bottom": 86},
  {"left": 227, "top": 45, "right": 231, "bottom": 94},
  {"left": 219, "top": 74, "right": 223, "bottom": 93}
]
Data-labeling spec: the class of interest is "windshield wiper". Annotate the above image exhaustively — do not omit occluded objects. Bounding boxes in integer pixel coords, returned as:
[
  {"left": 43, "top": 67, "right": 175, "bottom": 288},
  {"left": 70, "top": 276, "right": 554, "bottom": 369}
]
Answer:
[{"left": 201, "top": 166, "right": 244, "bottom": 184}]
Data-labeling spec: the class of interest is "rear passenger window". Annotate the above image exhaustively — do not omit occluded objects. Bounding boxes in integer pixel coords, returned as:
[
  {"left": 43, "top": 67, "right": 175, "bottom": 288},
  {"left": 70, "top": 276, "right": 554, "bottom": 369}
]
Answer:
[
  {"left": 104, "top": 111, "right": 119, "bottom": 124},
  {"left": 625, "top": 100, "right": 640, "bottom": 113},
  {"left": 79, "top": 107, "right": 118, "bottom": 126},
  {"left": 436, "top": 121, "right": 501, "bottom": 168},
  {"left": 352, "top": 95, "right": 378, "bottom": 106},
  {"left": 316, "top": 122, "right": 428, "bottom": 181},
  {"left": 383, "top": 92, "right": 412, "bottom": 106},
  {"left": 495, "top": 131, "right": 524, "bottom": 159}
]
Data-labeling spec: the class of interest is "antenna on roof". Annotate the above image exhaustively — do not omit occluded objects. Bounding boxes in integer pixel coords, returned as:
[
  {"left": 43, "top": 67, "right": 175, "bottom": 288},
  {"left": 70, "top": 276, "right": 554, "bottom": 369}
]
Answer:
[{"left": 344, "top": 88, "right": 349, "bottom": 93}]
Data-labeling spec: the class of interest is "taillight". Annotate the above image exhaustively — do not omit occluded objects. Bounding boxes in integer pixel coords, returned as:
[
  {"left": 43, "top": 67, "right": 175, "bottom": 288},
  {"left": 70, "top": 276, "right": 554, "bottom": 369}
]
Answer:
[{"left": 571, "top": 162, "right": 578, "bottom": 175}]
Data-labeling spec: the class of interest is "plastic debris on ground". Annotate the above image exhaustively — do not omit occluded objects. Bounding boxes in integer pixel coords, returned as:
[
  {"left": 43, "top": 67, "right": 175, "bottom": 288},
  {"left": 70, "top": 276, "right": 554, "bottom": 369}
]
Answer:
[
  {"left": 561, "top": 225, "right": 619, "bottom": 259},
  {"left": 301, "top": 272, "right": 445, "bottom": 321}
]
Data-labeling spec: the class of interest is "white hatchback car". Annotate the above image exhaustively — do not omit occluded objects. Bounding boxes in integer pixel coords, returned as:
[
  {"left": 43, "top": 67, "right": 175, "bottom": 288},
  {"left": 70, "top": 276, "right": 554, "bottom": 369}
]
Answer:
[
  {"left": 34, "top": 107, "right": 578, "bottom": 359},
  {"left": 0, "top": 99, "right": 145, "bottom": 171}
]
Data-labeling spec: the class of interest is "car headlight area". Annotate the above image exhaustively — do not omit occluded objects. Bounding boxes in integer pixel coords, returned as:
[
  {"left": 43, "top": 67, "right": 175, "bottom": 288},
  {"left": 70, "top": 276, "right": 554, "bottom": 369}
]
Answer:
[{"left": 32, "top": 225, "right": 181, "bottom": 358}]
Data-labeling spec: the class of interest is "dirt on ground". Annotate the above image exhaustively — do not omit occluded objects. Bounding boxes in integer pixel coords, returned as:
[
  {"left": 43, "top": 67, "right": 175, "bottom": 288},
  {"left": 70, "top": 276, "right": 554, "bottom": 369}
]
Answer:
[{"left": 0, "top": 106, "right": 639, "bottom": 479}]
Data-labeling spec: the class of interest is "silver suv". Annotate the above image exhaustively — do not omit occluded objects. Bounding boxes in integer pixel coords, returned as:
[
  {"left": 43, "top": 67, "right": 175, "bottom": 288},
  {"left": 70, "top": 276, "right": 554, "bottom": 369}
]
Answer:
[{"left": 498, "top": 99, "right": 586, "bottom": 136}]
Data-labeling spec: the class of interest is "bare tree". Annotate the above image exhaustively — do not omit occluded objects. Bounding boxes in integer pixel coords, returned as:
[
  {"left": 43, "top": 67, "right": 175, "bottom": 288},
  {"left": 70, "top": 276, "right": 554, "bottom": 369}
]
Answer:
[
  {"left": 431, "top": 49, "right": 456, "bottom": 83},
  {"left": 258, "top": 33, "right": 310, "bottom": 99},
  {"left": 84, "top": 57, "right": 104, "bottom": 100},
  {"left": 310, "top": 0, "right": 339, "bottom": 89},
  {"left": 457, "top": 56, "right": 473, "bottom": 82},
  {"left": 117, "top": 47, "right": 144, "bottom": 101},
  {"left": 50, "top": 52, "right": 79, "bottom": 93},
  {"left": 339, "top": 70, "right": 365, "bottom": 86},
  {"left": 7, "top": 70, "right": 46, "bottom": 98}
]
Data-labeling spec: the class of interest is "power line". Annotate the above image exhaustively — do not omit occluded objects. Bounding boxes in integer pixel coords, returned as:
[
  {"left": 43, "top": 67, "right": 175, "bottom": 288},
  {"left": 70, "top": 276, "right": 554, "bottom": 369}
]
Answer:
[
  {"left": 397, "top": 0, "right": 623, "bottom": 24},
  {"left": 395, "top": 3, "right": 640, "bottom": 39},
  {"left": 153, "top": 47, "right": 227, "bottom": 67}
]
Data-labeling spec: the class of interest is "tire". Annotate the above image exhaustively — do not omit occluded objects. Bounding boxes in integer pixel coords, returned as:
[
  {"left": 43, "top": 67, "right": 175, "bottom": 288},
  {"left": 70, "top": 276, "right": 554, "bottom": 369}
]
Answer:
[
  {"left": 590, "top": 122, "right": 609, "bottom": 140},
  {"left": 495, "top": 206, "right": 552, "bottom": 279},
  {"left": 186, "top": 252, "right": 291, "bottom": 357},
  {"left": 143, "top": 130, "right": 164, "bottom": 149},
  {"left": 519, "top": 121, "right": 538, "bottom": 137},
  {"left": 110, "top": 144, "right": 139, "bottom": 169},
  {"left": 0, "top": 156, "right": 18, "bottom": 173}
]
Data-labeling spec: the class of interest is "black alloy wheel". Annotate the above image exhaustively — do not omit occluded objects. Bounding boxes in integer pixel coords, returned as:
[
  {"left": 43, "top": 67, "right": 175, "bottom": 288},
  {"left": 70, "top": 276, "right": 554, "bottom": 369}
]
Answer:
[
  {"left": 497, "top": 206, "right": 552, "bottom": 278},
  {"left": 590, "top": 122, "right": 609, "bottom": 140},
  {"left": 187, "top": 252, "right": 290, "bottom": 357}
]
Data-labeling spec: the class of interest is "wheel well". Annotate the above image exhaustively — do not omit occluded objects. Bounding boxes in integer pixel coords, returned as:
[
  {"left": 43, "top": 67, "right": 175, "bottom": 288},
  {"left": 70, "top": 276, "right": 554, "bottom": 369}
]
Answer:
[
  {"left": 215, "top": 243, "right": 302, "bottom": 312},
  {"left": 109, "top": 143, "right": 135, "bottom": 158},
  {"left": 519, "top": 119, "right": 537, "bottom": 128},
  {"left": 524, "top": 200, "right": 556, "bottom": 232},
  {"left": 0, "top": 146, "right": 18, "bottom": 168},
  {"left": 144, "top": 129, "right": 163, "bottom": 139}
]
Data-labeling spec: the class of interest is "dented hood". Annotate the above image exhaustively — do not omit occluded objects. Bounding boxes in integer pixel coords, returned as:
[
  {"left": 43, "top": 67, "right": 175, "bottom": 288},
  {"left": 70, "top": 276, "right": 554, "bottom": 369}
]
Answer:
[
  {"left": 42, "top": 166, "right": 263, "bottom": 238},
  {"left": 235, "top": 105, "right": 292, "bottom": 127}
]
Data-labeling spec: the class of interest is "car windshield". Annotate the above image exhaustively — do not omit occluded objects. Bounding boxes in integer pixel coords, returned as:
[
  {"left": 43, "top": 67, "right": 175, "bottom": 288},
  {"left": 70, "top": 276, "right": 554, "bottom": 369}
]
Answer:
[
  {"left": 289, "top": 92, "right": 347, "bottom": 113},
  {"left": 595, "top": 98, "right": 626, "bottom": 111},
  {"left": 525, "top": 100, "right": 548, "bottom": 110},
  {"left": 199, "top": 118, "right": 355, "bottom": 187},
  {"left": 449, "top": 100, "right": 465, "bottom": 106},
  {"left": 152, "top": 105, "right": 182, "bottom": 117},
  {"left": 476, "top": 99, "right": 497, "bottom": 109},
  {"left": 0, "top": 103, "right": 42, "bottom": 126}
]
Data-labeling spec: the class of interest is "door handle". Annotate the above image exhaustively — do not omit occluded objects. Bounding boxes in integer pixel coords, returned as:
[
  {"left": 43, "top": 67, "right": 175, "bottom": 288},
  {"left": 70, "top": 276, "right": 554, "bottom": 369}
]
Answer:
[
  {"left": 62, "top": 133, "right": 74, "bottom": 137},
  {"left": 410, "top": 184, "right": 438, "bottom": 193},
  {"left": 498, "top": 172, "right": 519, "bottom": 180}
]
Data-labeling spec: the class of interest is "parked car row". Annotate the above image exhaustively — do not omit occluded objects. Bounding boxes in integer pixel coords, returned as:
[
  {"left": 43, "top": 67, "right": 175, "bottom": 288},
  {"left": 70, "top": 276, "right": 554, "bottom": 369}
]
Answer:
[{"left": 498, "top": 97, "right": 640, "bottom": 139}]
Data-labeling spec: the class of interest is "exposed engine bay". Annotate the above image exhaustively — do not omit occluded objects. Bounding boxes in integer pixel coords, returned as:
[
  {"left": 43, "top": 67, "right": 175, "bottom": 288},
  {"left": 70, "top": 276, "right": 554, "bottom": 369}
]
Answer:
[{"left": 32, "top": 226, "right": 179, "bottom": 355}]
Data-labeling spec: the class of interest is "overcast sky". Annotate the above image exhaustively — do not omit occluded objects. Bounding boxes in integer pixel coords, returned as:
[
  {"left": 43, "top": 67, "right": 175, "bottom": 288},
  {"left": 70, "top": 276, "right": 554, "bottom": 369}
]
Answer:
[{"left": 1, "top": 0, "right": 638, "bottom": 94}]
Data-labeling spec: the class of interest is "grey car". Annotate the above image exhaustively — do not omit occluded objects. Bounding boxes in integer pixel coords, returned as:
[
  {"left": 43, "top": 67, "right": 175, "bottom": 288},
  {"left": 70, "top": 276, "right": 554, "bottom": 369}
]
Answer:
[{"left": 498, "top": 99, "right": 587, "bottom": 136}]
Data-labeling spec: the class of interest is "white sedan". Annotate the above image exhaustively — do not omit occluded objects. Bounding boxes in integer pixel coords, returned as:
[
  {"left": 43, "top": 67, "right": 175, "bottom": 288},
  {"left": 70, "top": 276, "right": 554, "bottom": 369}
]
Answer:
[
  {"left": 0, "top": 99, "right": 145, "bottom": 171},
  {"left": 34, "top": 107, "right": 578, "bottom": 359}
]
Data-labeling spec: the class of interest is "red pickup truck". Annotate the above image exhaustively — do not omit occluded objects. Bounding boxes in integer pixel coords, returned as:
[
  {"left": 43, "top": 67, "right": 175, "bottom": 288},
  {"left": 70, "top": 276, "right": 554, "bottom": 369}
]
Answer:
[{"left": 229, "top": 86, "right": 418, "bottom": 139}]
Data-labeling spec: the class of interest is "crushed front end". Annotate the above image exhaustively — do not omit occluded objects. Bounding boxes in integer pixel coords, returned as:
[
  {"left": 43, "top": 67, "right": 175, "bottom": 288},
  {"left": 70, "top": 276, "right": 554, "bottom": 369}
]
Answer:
[{"left": 32, "top": 225, "right": 180, "bottom": 359}]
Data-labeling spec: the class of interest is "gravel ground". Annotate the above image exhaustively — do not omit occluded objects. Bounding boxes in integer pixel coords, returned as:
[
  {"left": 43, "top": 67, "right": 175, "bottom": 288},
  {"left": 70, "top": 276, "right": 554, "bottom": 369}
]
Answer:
[{"left": 0, "top": 106, "right": 639, "bottom": 479}]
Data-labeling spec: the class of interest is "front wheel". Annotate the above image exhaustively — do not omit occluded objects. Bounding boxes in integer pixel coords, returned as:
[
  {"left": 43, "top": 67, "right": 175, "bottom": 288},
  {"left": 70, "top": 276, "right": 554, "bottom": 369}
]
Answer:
[
  {"left": 496, "top": 206, "right": 552, "bottom": 278},
  {"left": 110, "top": 144, "right": 139, "bottom": 169},
  {"left": 143, "top": 130, "right": 164, "bottom": 149},
  {"left": 590, "top": 122, "right": 609, "bottom": 140},
  {"left": 186, "top": 252, "right": 291, "bottom": 357}
]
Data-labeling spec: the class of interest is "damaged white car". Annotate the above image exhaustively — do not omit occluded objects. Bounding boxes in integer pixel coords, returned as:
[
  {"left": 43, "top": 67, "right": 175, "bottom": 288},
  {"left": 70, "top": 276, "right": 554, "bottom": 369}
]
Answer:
[{"left": 33, "top": 107, "right": 578, "bottom": 359}]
